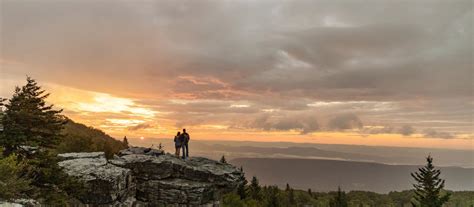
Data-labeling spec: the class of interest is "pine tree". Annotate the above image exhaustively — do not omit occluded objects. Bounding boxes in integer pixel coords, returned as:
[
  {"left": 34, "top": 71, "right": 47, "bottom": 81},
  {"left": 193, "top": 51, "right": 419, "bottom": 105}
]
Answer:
[
  {"left": 266, "top": 185, "right": 280, "bottom": 207},
  {"left": 308, "top": 188, "right": 312, "bottom": 196},
  {"left": 330, "top": 186, "right": 348, "bottom": 207},
  {"left": 0, "top": 77, "right": 66, "bottom": 156},
  {"left": 220, "top": 155, "right": 227, "bottom": 164},
  {"left": 0, "top": 97, "right": 6, "bottom": 132},
  {"left": 411, "top": 155, "right": 450, "bottom": 207},
  {"left": 248, "top": 176, "right": 261, "bottom": 200},
  {"left": 237, "top": 178, "right": 248, "bottom": 199},
  {"left": 288, "top": 187, "right": 296, "bottom": 205},
  {"left": 122, "top": 136, "right": 129, "bottom": 148}
]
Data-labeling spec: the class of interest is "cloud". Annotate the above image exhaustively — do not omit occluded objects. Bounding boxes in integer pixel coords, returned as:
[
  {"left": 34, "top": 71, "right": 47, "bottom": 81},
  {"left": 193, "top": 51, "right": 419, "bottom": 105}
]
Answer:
[
  {"left": 327, "top": 114, "right": 363, "bottom": 131},
  {"left": 242, "top": 113, "right": 320, "bottom": 134},
  {"left": 423, "top": 129, "right": 455, "bottom": 139},
  {"left": 1, "top": 0, "right": 472, "bottom": 139},
  {"left": 127, "top": 123, "right": 153, "bottom": 131},
  {"left": 362, "top": 126, "right": 395, "bottom": 134},
  {"left": 398, "top": 125, "right": 415, "bottom": 136}
]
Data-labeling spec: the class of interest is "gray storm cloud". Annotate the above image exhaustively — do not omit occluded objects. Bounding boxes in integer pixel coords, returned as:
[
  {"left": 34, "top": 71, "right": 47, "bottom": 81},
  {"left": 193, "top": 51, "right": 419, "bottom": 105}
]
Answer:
[
  {"left": 241, "top": 113, "right": 320, "bottom": 134},
  {"left": 1, "top": 0, "right": 472, "bottom": 137},
  {"left": 327, "top": 114, "right": 363, "bottom": 131}
]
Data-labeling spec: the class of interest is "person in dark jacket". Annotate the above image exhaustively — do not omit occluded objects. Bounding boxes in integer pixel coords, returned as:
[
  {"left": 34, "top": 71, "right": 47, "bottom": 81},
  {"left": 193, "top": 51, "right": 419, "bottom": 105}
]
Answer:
[
  {"left": 174, "top": 132, "right": 181, "bottom": 157},
  {"left": 180, "top": 128, "right": 190, "bottom": 159}
]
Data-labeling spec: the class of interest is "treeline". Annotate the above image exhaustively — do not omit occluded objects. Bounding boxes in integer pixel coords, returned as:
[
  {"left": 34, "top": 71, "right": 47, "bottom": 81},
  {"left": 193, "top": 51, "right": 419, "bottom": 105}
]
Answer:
[
  {"left": 0, "top": 77, "right": 127, "bottom": 204},
  {"left": 222, "top": 183, "right": 473, "bottom": 207},
  {"left": 222, "top": 155, "right": 471, "bottom": 207},
  {"left": 58, "top": 119, "right": 127, "bottom": 158}
]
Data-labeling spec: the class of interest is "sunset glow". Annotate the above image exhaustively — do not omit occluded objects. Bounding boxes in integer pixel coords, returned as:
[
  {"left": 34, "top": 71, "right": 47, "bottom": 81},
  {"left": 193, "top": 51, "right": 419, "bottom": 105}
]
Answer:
[{"left": 1, "top": 0, "right": 472, "bottom": 150}]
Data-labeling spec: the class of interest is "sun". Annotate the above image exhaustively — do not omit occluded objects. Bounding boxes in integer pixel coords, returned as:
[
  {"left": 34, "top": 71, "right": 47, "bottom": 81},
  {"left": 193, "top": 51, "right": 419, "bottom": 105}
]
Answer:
[{"left": 140, "top": 136, "right": 145, "bottom": 140}]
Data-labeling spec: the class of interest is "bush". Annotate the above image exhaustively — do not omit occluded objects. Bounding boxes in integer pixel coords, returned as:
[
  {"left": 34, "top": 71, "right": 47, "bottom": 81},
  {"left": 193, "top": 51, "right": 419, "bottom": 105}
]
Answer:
[
  {"left": 0, "top": 154, "right": 32, "bottom": 200},
  {"left": 222, "top": 193, "right": 246, "bottom": 207}
]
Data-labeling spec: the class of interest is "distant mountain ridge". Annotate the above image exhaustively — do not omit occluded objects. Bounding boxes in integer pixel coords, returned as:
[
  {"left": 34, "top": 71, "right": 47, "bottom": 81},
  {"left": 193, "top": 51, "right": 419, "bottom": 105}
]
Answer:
[
  {"left": 231, "top": 157, "right": 474, "bottom": 193},
  {"left": 130, "top": 138, "right": 474, "bottom": 168}
]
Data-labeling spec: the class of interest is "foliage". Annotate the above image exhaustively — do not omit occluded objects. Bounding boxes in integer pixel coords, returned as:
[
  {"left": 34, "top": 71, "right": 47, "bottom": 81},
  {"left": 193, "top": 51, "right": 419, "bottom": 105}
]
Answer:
[
  {"left": 221, "top": 155, "right": 228, "bottom": 164},
  {"left": 223, "top": 185, "right": 472, "bottom": 207},
  {"left": 330, "top": 187, "right": 348, "bottom": 207},
  {"left": 0, "top": 77, "right": 87, "bottom": 205},
  {"left": 237, "top": 166, "right": 248, "bottom": 199},
  {"left": 0, "top": 77, "right": 66, "bottom": 156},
  {"left": 0, "top": 153, "right": 32, "bottom": 200},
  {"left": 248, "top": 176, "right": 262, "bottom": 200},
  {"left": 24, "top": 150, "right": 85, "bottom": 205},
  {"left": 411, "top": 155, "right": 450, "bottom": 207}
]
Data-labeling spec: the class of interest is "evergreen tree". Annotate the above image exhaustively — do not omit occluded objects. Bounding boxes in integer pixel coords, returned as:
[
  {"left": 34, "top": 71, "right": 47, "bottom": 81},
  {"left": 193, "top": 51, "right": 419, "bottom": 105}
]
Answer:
[
  {"left": 288, "top": 187, "right": 296, "bottom": 205},
  {"left": 266, "top": 185, "right": 280, "bottom": 207},
  {"left": 308, "top": 188, "right": 313, "bottom": 196},
  {"left": 285, "top": 183, "right": 296, "bottom": 205},
  {"left": 237, "top": 178, "right": 248, "bottom": 199},
  {"left": 248, "top": 176, "right": 261, "bottom": 200},
  {"left": 330, "top": 186, "right": 348, "bottom": 207},
  {"left": 0, "top": 97, "right": 5, "bottom": 132},
  {"left": 0, "top": 77, "right": 66, "bottom": 155},
  {"left": 122, "top": 136, "right": 129, "bottom": 148},
  {"left": 411, "top": 155, "right": 450, "bottom": 207},
  {"left": 220, "top": 155, "right": 227, "bottom": 164}
]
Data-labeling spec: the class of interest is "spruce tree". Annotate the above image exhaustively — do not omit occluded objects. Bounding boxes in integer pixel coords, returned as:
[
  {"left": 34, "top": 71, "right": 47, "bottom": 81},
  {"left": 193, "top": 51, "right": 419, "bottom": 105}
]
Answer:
[
  {"left": 0, "top": 97, "right": 6, "bottom": 132},
  {"left": 266, "top": 185, "right": 280, "bottom": 207},
  {"left": 411, "top": 155, "right": 450, "bottom": 207},
  {"left": 237, "top": 178, "right": 248, "bottom": 199},
  {"left": 330, "top": 186, "right": 348, "bottom": 207},
  {"left": 0, "top": 77, "right": 66, "bottom": 155},
  {"left": 288, "top": 187, "right": 296, "bottom": 205},
  {"left": 220, "top": 155, "right": 227, "bottom": 164},
  {"left": 248, "top": 176, "right": 261, "bottom": 200}
]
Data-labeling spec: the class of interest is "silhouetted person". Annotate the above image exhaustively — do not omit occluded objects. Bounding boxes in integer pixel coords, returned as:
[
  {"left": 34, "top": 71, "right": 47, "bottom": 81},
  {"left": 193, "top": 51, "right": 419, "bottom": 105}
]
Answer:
[
  {"left": 174, "top": 132, "right": 182, "bottom": 157},
  {"left": 180, "top": 128, "right": 190, "bottom": 159}
]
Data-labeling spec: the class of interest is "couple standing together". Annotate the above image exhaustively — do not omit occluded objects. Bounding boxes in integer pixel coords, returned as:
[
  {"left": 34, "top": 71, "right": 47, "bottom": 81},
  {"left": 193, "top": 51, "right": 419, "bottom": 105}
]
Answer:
[{"left": 174, "top": 129, "right": 190, "bottom": 159}]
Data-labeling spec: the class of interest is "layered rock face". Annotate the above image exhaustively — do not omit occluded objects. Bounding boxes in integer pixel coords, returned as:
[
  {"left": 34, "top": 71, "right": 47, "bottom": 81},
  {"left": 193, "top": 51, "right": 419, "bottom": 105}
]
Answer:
[{"left": 58, "top": 147, "right": 245, "bottom": 206}]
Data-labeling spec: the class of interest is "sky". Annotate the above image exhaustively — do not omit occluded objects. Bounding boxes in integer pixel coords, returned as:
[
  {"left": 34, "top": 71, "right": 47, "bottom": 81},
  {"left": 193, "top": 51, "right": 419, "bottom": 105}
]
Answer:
[{"left": 1, "top": 0, "right": 473, "bottom": 149}]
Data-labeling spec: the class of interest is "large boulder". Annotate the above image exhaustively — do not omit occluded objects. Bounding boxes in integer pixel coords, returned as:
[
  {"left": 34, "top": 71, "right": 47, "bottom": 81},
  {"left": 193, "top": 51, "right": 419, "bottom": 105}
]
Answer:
[
  {"left": 58, "top": 152, "right": 134, "bottom": 204},
  {"left": 58, "top": 147, "right": 245, "bottom": 206}
]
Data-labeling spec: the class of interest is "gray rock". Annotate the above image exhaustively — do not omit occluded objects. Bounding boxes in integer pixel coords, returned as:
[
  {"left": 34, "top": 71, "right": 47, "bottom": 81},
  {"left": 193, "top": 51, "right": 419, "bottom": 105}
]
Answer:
[
  {"left": 111, "top": 154, "right": 244, "bottom": 188},
  {"left": 58, "top": 151, "right": 105, "bottom": 160},
  {"left": 58, "top": 150, "right": 244, "bottom": 206},
  {"left": 137, "top": 178, "right": 215, "bottom": 205},
  {"left": 0, "top": 199, "right": 39, "bottom": 207},
  {"left": 58, "top": 154, "right": 134, "bottom": 204},
  {"left": 118, "top": 147, "right": 164, "bottom": 157}
]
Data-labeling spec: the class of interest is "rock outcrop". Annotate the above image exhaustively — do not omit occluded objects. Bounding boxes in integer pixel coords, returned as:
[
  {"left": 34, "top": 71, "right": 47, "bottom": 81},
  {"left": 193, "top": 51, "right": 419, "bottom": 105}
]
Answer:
[{"left": 58, "top": 147, "right": 245, "bottom": 206}]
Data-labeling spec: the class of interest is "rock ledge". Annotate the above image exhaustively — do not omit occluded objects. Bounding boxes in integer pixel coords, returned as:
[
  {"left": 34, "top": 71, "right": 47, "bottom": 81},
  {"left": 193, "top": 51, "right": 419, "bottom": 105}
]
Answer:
[{"left": 58, "top": 147, "right": 245, "bottom": 206}]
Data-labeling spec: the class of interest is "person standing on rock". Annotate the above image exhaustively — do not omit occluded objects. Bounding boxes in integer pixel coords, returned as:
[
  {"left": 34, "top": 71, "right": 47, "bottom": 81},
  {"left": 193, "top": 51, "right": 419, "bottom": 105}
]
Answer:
[
  {"left": 174, "top": 132, "right": 182, "bottom": 157},
  {"left": 180, "top": 128, "right": 190, "bottom": 159}
]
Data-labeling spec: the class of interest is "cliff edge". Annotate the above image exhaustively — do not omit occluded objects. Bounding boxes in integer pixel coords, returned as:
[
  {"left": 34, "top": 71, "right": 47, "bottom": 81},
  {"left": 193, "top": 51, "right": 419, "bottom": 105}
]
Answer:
[{"left": 58, "top": 147, "right": 245, "bottom": 206}]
